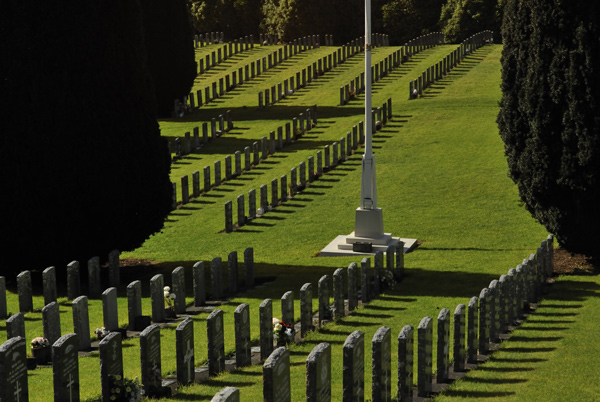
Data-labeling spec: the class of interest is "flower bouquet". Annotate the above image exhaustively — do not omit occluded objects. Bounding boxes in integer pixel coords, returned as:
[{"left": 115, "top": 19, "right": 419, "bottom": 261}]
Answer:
[
  {"left": 108, "top": 374, "right": 143, "bottom": 402},
  {"left": 273, "top": 318, "right": 294, "bottom": 346},
  {"left": 30, "top": 337, "right": 50, "bottom": 364}
]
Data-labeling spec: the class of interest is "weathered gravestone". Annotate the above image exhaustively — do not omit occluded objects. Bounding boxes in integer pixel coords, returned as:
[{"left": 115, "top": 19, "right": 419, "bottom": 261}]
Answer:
[
  {"left": 397, "top": 325, "right": 414, "bottom": 402},
  {"left": 234, "top": 303, "right": 252, "bottom": 367},
  {"left": 126, "top": 281, "right": 143, "bottom": 331},
  {"left": 211, "top": 386, "right": 240, "bottom": 402},
  {"left": 454, "top": 304, "right": 466, "bottom": 372},
  {"left": 72, "top": 296, "right": 91, "bottom": 351},
  {"left": 0, "top": 337, "right": 28, "bottom": 402},
  {"left": 342, "top": 330, "right": 364, "bottom": 402},
  {"left": 360, "top": 258, "right": 370, "bottom": 303},
  {"left": 88, "top": 257, "right": 101, "bottom": 299},
  {"left": 300, "top": 283, "right": 314, "bottom": 337},
  {"left": 318, "top": 275, "right": 332, "bottom": 326},
  {"left": 207, "top": 309, "right": 226, "bottom": 376},
  {"left": 478, "top": 288, "right": 490, "bottom": 354},
  {"left": 17, "top": 270, "right": 33, "bottom": 313},
  {"left": 99, "top": 332, "right": 123, "bottom": 402},
  {"left": 43, "top": 301, "right": 62, "bottom": 349},
  {"left": 211, "top": 257, "right": 224, "bottom": 300},
  {"left": 281, "top": 291, "right": 294, "bottom": 334},
  {"left": 259, "top": 298, "right": 274, "bottom": 361},
  {"left": 263, "top": 347, "right": 291, "bottom": 402},
  {"left": 347, "top": 263, "right": 358, "bottom": 312},
  {"left": 228, "top": 251, "right": 239, "bottom": 294},
  {"left": 67, "top": 261, "right": 80, "bottom": 301},
  {"left": 43, "top": 266, "right": 58, "bottom": 306},
  {"left": 306, "top": 342, "right": 331, "bottom": 402},
  {"left": 372, "top": 326, "right": 392, "bottom": 402},
  {"left": 437, "top": 308, "right": 450, "bottom": 383},
  {"left": 333, "top": 268, "right": 345, "bottom": 320},
  {"left": 467, "top": 296, "right": 478, "bottom": 363},
  {"left": 150, "top": 274, "right": 166, "bottom": 323},
  {"left": 0, "top": 276, "right": 7, "bottom": 319},
  {"left": 417, "top": 316, "right": 433, "bottom": 397},
  {"left": 488, "top": 280, "right": 500, "bottom": 343},
  {"left": 52, "top": 333, "right": 80, "bottom": 402},
  {"left": 193, "top": 261, "right": 206, "bottom": 307},
  {"left": 102, "top": 287, "right": 119, "bottom": 332},
  {"left": 7, "top": 312, "right": 26, "bottom": 340},
  {"left": 108, "top": 250, "right": 120, "bottom": 287},
  {"left": 140, "top": 324, "right": 164, "bottom": 397},
  {"left": 176, "top": 318, "right": 195, "bottom": 385},
  {"left": 172, "top": 266, "right": 187, "bottom": 314}
]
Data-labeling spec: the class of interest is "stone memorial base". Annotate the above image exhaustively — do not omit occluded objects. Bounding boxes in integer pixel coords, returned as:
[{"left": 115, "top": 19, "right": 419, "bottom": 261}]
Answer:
[{"left": 320, "top": 234, "right": 417, "bottom": 257}]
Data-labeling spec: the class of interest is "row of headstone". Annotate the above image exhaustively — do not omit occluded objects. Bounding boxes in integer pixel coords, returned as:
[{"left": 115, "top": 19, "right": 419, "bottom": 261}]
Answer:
[
  {"left": 227, "top": 98, "right": 392, "bottom": 232},
  {"left": 258, "top": 39, "right": 365, "bottom": 108},
  {"left": 194, "top": 34, "right": 254, "bottom": 61},
  {"left": 403, "top": 31, "right": 445, "bottom": 59},
  {"left": 410, "top": 30, "right": 494, "bottom": 99},
  {"left": 194, "top": 34, "right": 320, "bottom": 110},
  {"left": 195, "top": 31, "right": 226, "bottom": 47},
  {"left": 169, "top": 110, "right": 233, "bottom": 160},
  {"left": 7, "top": 250, "right": 120, "bottom": 317}
]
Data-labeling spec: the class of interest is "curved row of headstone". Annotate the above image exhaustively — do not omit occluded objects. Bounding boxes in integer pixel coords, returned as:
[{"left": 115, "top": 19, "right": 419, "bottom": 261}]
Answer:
[
  {"left": 188, "top": 35, "right": 326, "bottom": 110},
  {"left": 340, "top": 32, "right": 445, "bottom": 106},
  {"left": 174, "top": 106, "right": 318, "bottom": 208},
  {"left": 409, "top": 30, "right": 495, "bottom": 99},
  {"left": 169, "top": 110, "right": 234, "bottom": 161},
  {"left": 0, "top": 250, "right": 121, "bottom": 321},
  {"left": 258, "top": 36, "right": 377, "bottom": 109},
  {"left": 194, "top": 31, "right": 226, "bottom": 47},
  {"left": 225, "top": 99, "right": 393, "bottom": 232},
  {"left": 210, "top": 235, "right": 554, "bottom": 401}
]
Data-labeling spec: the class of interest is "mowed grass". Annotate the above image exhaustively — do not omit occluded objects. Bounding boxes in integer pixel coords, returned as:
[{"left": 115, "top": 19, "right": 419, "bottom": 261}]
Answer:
[{"left": 4, "top": 42, "right": 594, "bottom": 401}]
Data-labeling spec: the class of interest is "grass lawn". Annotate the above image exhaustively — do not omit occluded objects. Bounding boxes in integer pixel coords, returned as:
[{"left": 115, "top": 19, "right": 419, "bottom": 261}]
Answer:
[{"left": 3, "top": 40, "right": 594, "bottom": 401}]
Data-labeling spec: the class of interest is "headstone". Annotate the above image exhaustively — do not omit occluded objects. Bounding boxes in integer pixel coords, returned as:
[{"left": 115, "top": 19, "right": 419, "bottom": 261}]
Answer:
[
  {"left": 360, "top": 258, "right": 370, "bottom": 303},
  {"left": 318, "top": 275, "right": 331, "bottom": 326},
  {"left": 306, "top": 342, "right": 331, "bottom": 402},
  {"left": 478, "top": 288, "right": 490, "bottom": 354},
  {"left": 228, "top": 251, "right": 239, "bottom": 294},
  {"left": 17, "top": 270, "right": 33, "bottom": 312},
  {"left": 204, "top": 166, "right": 211, "bottom": 192},
  {"left": 150, "top": 274, "right": 166, "bottom": 323},
  {"left": 172, "top": 266, "right": 187, "bottom": 314},
  {"left": 347, "top": 263, "right": 358, "bottom": 312},
  {"left": 190, "top": 264, "right": 206, "bottom": 309},
  {"left": 66, "top": 261, "right": 81, "bottom": 300},
  {"left": 437, "top": 308, "right": 450, "bottom": 383},
  {"left": 372, "top": 326, "right": 392, "bottom": 402},
  {"left": 333, "top": 268, "right": 345, "bottom": 320},
  {"left": 43, "top": 301, "right": 62, "bottom": 347},
  {"left": 108, "top": 250, "right": 120, "bottom": 287},
  {"left": 87, "top": 257, "right": 101, "bottom": 299},
  {"left": 342, "top": 330, "right": 364, "bottom": 402},
  {"left": 140, "top": 324, "right": 163, "bottom": 397},
  {"left": 6, "top": 312, "right": 26, "bottom": 340},
  {"left": 52, "top": 333, "right": 80, "bottom": 402},
  {"left": 498, "top": 274, "right": 509, "bottom": 333},
  {"left": 99, "top": 332, "right": 124, "bottom": 402},
  {"left": 467, "top": 296, "right": 478, "bottom": 363},
  {"left": 0, "top": 276, "right": 6, "bottom": 319},
  {"left": 176, "top": 318, "right": 195, "bottom": 385},
  {"left": 281, "top": 291, "right": 294, "bottom": 333},
  {"left": 207, "top": 309, "right": 226, "bottom": 376},
  {"left": 395, "top": 241, "right": 405, "bottom": 279},
  {"left": 417, "top": 316, "right": 433, "bottom": 397},
  {"left": 397, "top": 325, "right": 414, "bottom": 402},
  {"left": 244, "top": 247, "right": 254, "bottom": 288},
  {"left": 488, "top": 280, "right": 500, "bottom": 342},
  {"left": 259, "top": 298, "right": 274, "bottom": 361},
  {"left": 42, "top": 267, "right": 56, "bottom": 305},
  {"left": 249, "top": 189, "right": 257, "bottom": 220},
  {"left": 263, "top": 347, "right": 291, "bottom": 402},
  {"left": 453, "top": 304, "right": 467, "bottom": 372},
  {"left": 0, "top": 337, "right": 28, "bottom": 402},
  {"left": 300, "top": 283, "right": 313, "bottom": 337},
  {"left": 102, "top": 287, "right": 119, "bottom": 332},
  {"left": 234, "top": 303, "right": 252, "bottom": 367},
  {"left": 211, "top": 257, "right": 223, "bottom": 300},
  {"left": 373, "top": 251, "right": 383, "bottom": 295},
  {"left": 72, "top": 296, "right": 91, "bottom": 350},
  {"left": 126, "top": 281, "right": 142, "bottom": 331},
  {"left": 211, "top": 386, "right": 240, "bottom": 402}
]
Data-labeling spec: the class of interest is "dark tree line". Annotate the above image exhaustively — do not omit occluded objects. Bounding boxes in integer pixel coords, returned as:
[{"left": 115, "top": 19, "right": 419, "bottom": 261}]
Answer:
[
  {"left": 498, "top": 0, "right": 600, "bottom": 257},
  {"left": 0, "top": 0, "right": 189, "bottom": 273}
]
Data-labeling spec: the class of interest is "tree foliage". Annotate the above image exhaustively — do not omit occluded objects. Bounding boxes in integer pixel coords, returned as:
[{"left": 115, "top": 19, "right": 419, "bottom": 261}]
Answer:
[
  {"left": 382, "top": 0, "right": 445, "bottom": 45},
  {"left": 141, "top": 0, "right": 197, "bottom": 116},
  {"left": 498, "top": 0, "right": 600, "bottom": 257},
  {"left": 189, "top": 0, "right": 263, "bottom": 37},
  {"left": 439, "top": 0, "right": 503, "bottom": 43},
  {"left": 0, "top": 0, "right": 173, "bottom": 272}
]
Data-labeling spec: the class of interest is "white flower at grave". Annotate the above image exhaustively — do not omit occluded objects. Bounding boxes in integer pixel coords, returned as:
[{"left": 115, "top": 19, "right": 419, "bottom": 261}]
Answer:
[
  {"left": 274, "top": 323, "right": 282, "bottom": 332},
  {"left": 170, "top": 293, "right": 176, "bottom": 300},
  {"left": 285, "top": 328, "right": 293, "bottom": 337},
  {"left": 257, "top": 207, "right": 264, "bottom": 215},
  {"left": 164, "top": 290, "right": 170, "bottom": 298},
  {"left": 272, "top": 317, "right": 280, "bottom": 325}
]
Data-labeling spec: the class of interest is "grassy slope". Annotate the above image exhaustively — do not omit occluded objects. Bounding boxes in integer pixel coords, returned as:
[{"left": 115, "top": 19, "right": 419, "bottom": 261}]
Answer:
[{"left": 3, "top": 42, "right": 582, "bottom": 401}]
